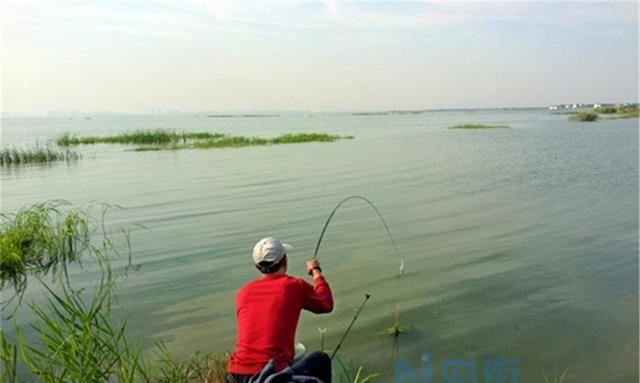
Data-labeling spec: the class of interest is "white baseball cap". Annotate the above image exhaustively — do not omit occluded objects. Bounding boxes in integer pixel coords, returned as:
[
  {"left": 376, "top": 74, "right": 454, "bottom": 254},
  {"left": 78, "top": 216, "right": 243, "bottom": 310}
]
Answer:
[{"left": 252, "top": 237, "right": 293, "bottom": 265}]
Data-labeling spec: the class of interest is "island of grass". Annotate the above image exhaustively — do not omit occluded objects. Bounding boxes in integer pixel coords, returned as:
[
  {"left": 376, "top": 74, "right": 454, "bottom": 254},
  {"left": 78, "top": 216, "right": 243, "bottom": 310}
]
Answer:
[
  {"left": 570, "top": 112, "right": 599, "bottom": 122},
  {"left": 57, "top": 130, "right": 354, "bottom": 151},
  {"left": 448, "top": 124, "right": 510, "bottom": 130},
  {"left": 0, "top": 146, "right": 81, "bottom": 166}
]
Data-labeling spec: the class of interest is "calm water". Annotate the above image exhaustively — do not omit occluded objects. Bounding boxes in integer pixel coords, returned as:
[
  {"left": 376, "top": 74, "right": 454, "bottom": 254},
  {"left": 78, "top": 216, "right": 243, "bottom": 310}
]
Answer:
[{"left": 1, "top": 110, "right": 638, "bottom": 382}]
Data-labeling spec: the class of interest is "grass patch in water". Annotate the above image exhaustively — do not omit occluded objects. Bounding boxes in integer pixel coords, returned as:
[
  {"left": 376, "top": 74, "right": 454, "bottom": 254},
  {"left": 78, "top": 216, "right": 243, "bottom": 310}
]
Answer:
[
  {"left": 58, "top": 130, "right": 352, "bottom": 151},
  {"left": 570, "top": 112, "right": 599, "bottom": 122},
  {"left": 0, "top": 146, "right": 80, "bottom": 166},
  {"left": 131, "top": 133, "right": 352, "bottom": 151},
  {"left": 57, "top": 130, "right": 225, "bottom": 146},
  {"left": 0, "top": 202, "right": 126, "bottom": 308},
  {"left": 193, "top": 135, "right": 270, "bottom": 148},
  {"left": 378, "top": 304, "right": 411, "bottom": 337},
  {"left": 449, "top": 124, "right": 510, "bottom": 129}
]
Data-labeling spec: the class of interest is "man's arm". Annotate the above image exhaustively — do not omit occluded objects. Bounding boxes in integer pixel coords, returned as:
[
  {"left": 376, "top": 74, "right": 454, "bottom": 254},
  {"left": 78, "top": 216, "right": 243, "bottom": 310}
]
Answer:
[{"left": 302, "top": 259, "right": 334, "bottom": 313}]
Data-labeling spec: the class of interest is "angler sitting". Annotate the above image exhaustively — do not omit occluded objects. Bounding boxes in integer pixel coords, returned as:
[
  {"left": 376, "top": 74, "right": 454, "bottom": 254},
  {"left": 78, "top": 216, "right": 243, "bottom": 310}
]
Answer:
[{"left": 225, "top": 237, "right": 334, "bottom": 383}]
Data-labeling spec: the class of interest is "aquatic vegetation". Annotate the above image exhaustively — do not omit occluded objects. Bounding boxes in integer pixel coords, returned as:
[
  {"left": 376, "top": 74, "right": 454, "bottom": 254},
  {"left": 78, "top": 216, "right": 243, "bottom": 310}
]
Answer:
[
  {"left": 542, "top": 368, "right": 568, "bottom": 383},
  {"left": 56, "top": 130, "right": 225, "bottom": 146},
  {"left": 594, "top": 106, "right": 617, "bottom": 114},
  {"left": 613, "top": 104, "right": 639, "bottom": 119},
  {"left": 131, "top": 143, "right": 185, "bottom": 151},
  {"left": 448, "top": 124, "right": 510, "bottom": 129},
  {"left": 0, "top": 146, "right": 80, "bottom": 166},
  {"left": 0, "top": 202, "right": 89, "bottom": 302},
  {"left": 379, "top": 304, "right": 410, "bottom": 337},
  {"left": 193, "top": 135, "right": 270, "bottom": 148},
  {"left": 0, "top": 202, "right": 131, "bottom": 312},
  {"left": 271, "top": 133, "right": 352, "bottom": 144},
  {"left": 335, "top": 356, "right": 380, "bottom": 383},
  {"left": 318, "top": 328, "right": 327, "bottom": 352},
  {"left": 570, "top": 112, "right": 599, "bottom": 122},
  {"left": 144, "top": 133, "right": 350, "bottom": 150},
  {"left": 594, "top": 104, "right": 639, "bottom": 119},
  {"left": 59, "top": 130, "right": 352, "bottom": 152}
]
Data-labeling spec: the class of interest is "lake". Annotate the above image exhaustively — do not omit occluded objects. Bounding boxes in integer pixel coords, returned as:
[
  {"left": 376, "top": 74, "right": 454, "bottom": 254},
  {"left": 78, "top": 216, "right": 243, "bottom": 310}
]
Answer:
[{"left": 1, "top": 109, "right": 638, "bottom": 382}]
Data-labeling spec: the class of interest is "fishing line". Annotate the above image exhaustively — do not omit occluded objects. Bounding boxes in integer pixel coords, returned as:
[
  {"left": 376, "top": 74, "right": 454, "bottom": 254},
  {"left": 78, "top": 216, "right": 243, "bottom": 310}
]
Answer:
[
  {"left": 313, "top": 195, "right": 407, "bottom": 361},
  {"left": 313, "top": 195, "right": 404, "bottom": 276}
]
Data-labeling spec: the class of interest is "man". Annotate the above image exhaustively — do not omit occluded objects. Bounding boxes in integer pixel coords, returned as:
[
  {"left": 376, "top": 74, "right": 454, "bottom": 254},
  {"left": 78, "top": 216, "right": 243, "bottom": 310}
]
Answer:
[{"left": 226, "top": 237, "right": 334, "bottom": 383}]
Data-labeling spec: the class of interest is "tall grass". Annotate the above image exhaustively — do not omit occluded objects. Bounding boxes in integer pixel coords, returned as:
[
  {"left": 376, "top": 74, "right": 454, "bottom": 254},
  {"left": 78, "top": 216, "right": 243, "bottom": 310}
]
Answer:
[
  {"left": 0, "top": 146, "right": 80, "bottom": 166},
  {"left": 570, "top": 112, "right": 599, "bottom": 122},
  {"left": 594, "top": 104, "right": 639, "bottom": 119},
  {"left": 448, "top": 124, "right": 510, "bottom": 129},
  {"left": 139, "top": 133, "right": 352, "bottom": 151},
  {"left": 57, "top": 130, "right": 353, "bottom": 151},
  {"left": 56, "top": 130, "right": 224, "bottom": 146},
  {"left": 270, "top": 133, "right": 350, "bottom": 144},
  {"left": 0, "top": 202, "right": 92, "bottom": 303},
  {"left": 334, "top": 356, "right": 379, "bottom": 383},
  {"left": 193, "top": 136, "right": 269, "bottom": 148}
]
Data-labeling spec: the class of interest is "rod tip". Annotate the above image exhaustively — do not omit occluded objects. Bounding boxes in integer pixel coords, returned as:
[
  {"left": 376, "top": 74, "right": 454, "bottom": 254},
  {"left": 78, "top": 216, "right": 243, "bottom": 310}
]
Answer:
[{"left": 365, "top": 294, "right": 371, "bottom": 299}]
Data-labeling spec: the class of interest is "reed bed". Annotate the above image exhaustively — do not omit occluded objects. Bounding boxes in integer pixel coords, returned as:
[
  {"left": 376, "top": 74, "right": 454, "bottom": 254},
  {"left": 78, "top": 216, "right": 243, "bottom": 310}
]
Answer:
[
  {"left": 0, "top": 146, "right": 80, "bottom": 166},
  {"left": 570, "top": 112, "right": 599, "bottom": 122},
  {"left": 594, "top": 104, "right": 639, "bottom": 119},
  {"left": 449, "top": 124, "right": 510, "bottom": 129},
  {"left": 57, "top": 130, "right": 225, "bottom": 146},
  {"left": 136, "top": 133, "right": 352, "bottom": 151},
  {"left": 0, "top": 202, "right": 90, "bottom": 301},
  {"left": 57, "top": 130, "right": 352, "bottom": 152}
]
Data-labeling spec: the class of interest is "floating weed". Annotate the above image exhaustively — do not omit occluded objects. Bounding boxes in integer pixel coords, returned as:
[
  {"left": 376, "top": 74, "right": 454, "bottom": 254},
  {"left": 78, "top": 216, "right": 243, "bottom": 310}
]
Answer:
[
  {"left": 0, "top": 146, "right": 80, "bottom": 166},
  {"left": 379, "top": 304, "right": 411, "bottom": 337},
  {"left": 449, "top": 124, "right": 510, "bottom": 129}
]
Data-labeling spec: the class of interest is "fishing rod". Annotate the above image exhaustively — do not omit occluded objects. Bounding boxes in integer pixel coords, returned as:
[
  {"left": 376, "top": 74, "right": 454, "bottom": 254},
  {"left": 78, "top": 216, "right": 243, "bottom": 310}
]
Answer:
[
  {"left": 313, "top": 195, "right": 404, "bottom": 275},
  {"left": 330, "top": 294, "right": 371, "bottom": 360}
]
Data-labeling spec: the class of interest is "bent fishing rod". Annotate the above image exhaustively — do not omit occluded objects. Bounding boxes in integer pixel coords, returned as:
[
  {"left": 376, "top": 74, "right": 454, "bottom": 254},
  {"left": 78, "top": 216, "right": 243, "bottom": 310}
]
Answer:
[{"left": 312, "top": 195, "right": 403, "bottom": 275}]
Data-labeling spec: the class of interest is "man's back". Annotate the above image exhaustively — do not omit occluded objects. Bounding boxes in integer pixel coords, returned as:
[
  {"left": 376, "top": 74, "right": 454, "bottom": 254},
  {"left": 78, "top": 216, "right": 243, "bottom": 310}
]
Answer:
[{"left": 227, "top": 274, "right": 333, "bottom": 375}]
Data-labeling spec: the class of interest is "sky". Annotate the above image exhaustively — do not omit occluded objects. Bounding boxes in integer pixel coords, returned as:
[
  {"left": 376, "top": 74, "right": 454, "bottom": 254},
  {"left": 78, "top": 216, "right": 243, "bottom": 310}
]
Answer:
[{"left": 1, "top": 0, "right": 638, "bottom": 113}]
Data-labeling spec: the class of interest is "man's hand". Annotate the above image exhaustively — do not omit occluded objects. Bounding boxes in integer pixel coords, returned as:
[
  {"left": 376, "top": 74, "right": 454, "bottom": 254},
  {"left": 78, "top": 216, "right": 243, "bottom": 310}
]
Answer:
[{"left": 307, "top": 259, "right": 323, "bottom": 279}]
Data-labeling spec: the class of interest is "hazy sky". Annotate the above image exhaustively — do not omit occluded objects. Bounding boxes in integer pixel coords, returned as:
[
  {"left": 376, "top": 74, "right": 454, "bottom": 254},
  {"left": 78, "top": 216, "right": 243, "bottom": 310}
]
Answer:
[{"left": 2, "top": 1, "right": 638, "bottom": 113}]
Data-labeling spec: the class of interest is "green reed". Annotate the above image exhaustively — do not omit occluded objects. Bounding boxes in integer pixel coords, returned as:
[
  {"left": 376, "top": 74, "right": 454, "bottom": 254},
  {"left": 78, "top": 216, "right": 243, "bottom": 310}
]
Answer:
[
  {"left": 0, "top": 202, "right": 94, "bottom": 304},
  {"left": 448, "top": 124, "right": 510, "bottom": 129},
  {"left": 137, "top": 133, "right": 352, "bottom": 151},
  {"left": 0, "top": 146, "right": 80, "bottom": 166},
  {"left": 570, "top": 112, "right": 599, "bottom": 122},
  {"left": 379, "top": 304, "right": 410, "bottom": 337},
  {"left": 57, "top": 130, "right": 353, "bottom": 151},
  {"left": 334, "top": 356, "right": 380, "bottom": 383},
  {"left": 56, "top": 130, "right": 225, "bottom": 146},
  {"left": 542, "top": 368, "right": 569, "bottom": 383}
]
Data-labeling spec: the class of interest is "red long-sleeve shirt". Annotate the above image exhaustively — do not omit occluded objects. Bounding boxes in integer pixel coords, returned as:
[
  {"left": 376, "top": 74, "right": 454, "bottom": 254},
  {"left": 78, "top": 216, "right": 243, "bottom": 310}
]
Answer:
[{"left": 226, "top": 274, "right": 333, "bottom": 375}]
